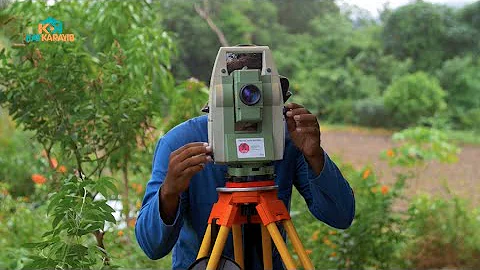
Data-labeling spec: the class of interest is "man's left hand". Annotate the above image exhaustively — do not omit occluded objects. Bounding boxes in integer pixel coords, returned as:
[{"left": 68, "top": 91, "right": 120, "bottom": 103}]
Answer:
[{"left": 285, "top": 103, "right": 324, "bottom": 175}]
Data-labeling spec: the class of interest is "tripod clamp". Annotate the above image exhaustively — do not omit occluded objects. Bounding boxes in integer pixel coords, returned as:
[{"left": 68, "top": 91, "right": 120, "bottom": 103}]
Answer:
[{"left": 216, "top": 185, "right": 278, "bottom": 192}]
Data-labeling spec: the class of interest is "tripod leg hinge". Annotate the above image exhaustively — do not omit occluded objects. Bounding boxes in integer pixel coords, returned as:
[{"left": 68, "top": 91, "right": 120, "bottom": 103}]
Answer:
[{"left": 256, "top": 199, "right": 291, "bottom": 225}]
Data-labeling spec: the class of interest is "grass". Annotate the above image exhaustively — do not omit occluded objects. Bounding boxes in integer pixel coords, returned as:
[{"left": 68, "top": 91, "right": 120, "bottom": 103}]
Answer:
[
  {"left": 322, "top": 123, "right": 393, "bottom": 136},
  {"left": 322, "top": 123, "right": 480, "bottom": 146},
  {"left": 447, "top": 129, "right": 480, "bottom": 146}
]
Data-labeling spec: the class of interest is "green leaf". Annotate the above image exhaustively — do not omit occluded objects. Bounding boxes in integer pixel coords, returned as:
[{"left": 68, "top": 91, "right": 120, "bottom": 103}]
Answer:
[
  {"left": 98, "top": 176, "right": 118, "bottom": 195},
  {"left": 98, "top": 202, "right": 115, "bottom": 213},
  {"left": 47, "top": 192, "right": 62, "bottom": 214},
  {"left": 68, "top": 244, "right": 88, "bottom": 256},
  {"left": 22, "top": 239, "right": 54, "bottom": 249},
  {"left": 104, "top": 212, "right": 116, "bottom": 223},
  {"left": 52, "top": 214, "right": 64, "bottom": 229}
]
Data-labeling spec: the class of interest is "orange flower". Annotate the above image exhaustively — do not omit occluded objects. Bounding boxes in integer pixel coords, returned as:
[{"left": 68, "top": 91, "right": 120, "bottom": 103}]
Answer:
[
  {"left": 386, "top": 149, "right": 395, "bottom": 157},
  {"left": 371, "top": 187, "right": 378, "bottom": 193},
  {"left": 136, "top": 184, "right": 144, "bottom": 194},
  {"left": 311, "top": 230, "right": 320, "bottom": 241},
  {"left": 381, "top": 185, "right": 389, "bottom": 195},
  {"left": 322, "top": 237, "right": 332, "bottom": 246},
  {"left": 117, "top": 230, "right": 124, "bottom": 237},
  {"left": 49, "top": 158, "right": 58, "bottom": 169},
  {"left": 128, "top": 218, "right": 137, "bottom": 228},
  {"left": 132, "top": 183, "right": 144, "bottom": 194},
  {"left": 328, "top": 230, "right": 337, "bottom": 235},
  {"left": 1, "top": 189, "right": 8, "bottom": 196},
  {"left": 330, "top": 252, "right": 337, "bottom": 257},
  {"left": 306, "top": 249, "right": 312, "bottom": 255},
  {"left": 57, "top": 165, "right": 67, "bottom": 173},
  {"left": 31, "top": 174, "right": 47, "bottom": 184},
  {"left": 362, "top": 169, "right": 371, "bottom": 179}
]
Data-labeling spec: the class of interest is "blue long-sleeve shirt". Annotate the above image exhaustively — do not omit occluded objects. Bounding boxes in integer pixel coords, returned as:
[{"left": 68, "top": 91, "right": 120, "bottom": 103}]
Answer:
[{"left": 135, "top": 115, "right": 355, "bottom": 269}]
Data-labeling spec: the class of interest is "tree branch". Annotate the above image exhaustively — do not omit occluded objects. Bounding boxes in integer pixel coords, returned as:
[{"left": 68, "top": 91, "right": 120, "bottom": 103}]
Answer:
[
  {"left": 194, "top": 0, "right": 229, "bottom": 47},
  {"left": 93, "top": 230, "right": 110, "bottom": 266}
]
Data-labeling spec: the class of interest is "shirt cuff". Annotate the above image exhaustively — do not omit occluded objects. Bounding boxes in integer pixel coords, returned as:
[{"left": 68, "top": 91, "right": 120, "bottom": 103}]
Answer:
[{"left": 156, "top": 186, "right": 182, "bottom": 228}]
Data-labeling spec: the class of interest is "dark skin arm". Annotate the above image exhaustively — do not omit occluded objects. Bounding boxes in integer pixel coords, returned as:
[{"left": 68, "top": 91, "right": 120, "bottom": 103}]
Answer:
[
  {"left": 159, "top": 142, "right": 212, "bottom": 224},
  {"left": 285, "top": 103, "right": 324, "bottom": 175}
]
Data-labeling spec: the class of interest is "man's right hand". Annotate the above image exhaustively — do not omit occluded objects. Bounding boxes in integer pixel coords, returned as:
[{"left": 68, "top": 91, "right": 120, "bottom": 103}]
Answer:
[{"left": 159, "top": 142, "right": 212, "bottom": 224}]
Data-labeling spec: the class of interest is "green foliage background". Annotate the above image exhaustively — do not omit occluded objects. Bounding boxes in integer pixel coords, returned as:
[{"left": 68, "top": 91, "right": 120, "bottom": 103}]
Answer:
[{"left": 1, "top": 0, "right": 479, "bottom": 269}]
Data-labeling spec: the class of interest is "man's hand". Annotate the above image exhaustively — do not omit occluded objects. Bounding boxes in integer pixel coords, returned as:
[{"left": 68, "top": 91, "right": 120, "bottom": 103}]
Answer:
[
  {"left": 285, "top": 103, "right": 325, "bottom": 175},
  {"left": 160, "top": 142, "right": 212, "bottom": 224}
]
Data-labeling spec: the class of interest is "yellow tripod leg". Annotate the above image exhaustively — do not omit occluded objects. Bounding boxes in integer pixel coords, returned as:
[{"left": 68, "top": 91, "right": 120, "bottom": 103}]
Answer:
[
  {"left": 283, "top": 220, "right": 314, "bottom": 270},
  {"left": 265, "top": 223, "right": 297, "bottom": 270},
  {"left": 261, "top": 225, "right": 273, "bottom": 270},
  {"left": 232, "top": 224, "right": 244, "bottom": 269},
  {"left": 206, "top": 225, "right": 230, "bottom": 270},
  {"left": 197, "top": 223, "right": 212, "bottom": 260}
]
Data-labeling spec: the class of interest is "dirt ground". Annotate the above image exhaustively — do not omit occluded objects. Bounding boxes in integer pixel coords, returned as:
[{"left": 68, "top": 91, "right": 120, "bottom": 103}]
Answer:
[{"left": 321, "top": 130, "right": 480, "bottom": 207}]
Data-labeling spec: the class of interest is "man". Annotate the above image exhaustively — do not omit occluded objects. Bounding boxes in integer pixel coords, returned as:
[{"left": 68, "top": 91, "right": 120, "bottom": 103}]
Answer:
[{"left": 135, "top": 53, "right": 355, "bottom": 269}]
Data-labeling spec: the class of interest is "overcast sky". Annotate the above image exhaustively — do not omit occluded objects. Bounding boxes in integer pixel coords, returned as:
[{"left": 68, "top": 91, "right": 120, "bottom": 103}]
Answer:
[{"left": 340, "top": 0, "right": 477, "bottom": 17}]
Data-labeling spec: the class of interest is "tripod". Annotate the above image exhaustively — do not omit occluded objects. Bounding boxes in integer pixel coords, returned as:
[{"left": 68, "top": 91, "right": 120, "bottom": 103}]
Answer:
[{"left": 193, "top": 180, "right": 314, "bottom": 270}]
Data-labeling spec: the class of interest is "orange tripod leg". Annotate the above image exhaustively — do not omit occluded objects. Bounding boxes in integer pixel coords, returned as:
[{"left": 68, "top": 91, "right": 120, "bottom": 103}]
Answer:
[
  {"left": 261, "top": 225, "right": 273, "bottom": 270},
  {"left": 283, "top": 220, "right": 314, "bottom": 270},
  {"left": 206, "top": 225, "right": 230, "bottom": 270},
  {"left": 232, "top": 224, "right": 244, "bottom": 269},
  {"left": 197, "top": 224, "right": 212, "bottom": 260},
  {"left": 266, "top": 223, "right": 297, "bottom": 270}
]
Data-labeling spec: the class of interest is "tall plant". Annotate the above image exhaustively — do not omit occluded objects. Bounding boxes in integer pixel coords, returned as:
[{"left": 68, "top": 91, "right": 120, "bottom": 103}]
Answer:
[{"left": 0, "top": 0, "right": 175, "bottom": 267}]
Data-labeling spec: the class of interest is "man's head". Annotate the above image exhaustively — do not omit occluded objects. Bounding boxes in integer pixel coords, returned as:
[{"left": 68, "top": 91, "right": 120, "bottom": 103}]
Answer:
[
  {"left": 202, "top": 49, "right": 291, "bottom": 113},
  {"left": 226, "top": 52, "right": 263, "bottom": 74},
  {"left": 226, "top": 51, "right": 291, "bottom": 103}
]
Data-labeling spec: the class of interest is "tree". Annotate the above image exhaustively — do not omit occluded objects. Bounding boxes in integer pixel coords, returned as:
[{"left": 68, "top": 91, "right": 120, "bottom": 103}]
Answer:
[
  {"left": 383, "top": 1, "right": 468, "bottom": 71},
  {"left": 457, "top": 1, "right": 480, "bottom": 56},
  {"left": 271, "top": 0, "right": 338, "bottom": 33},
  {"left": 0, "top": 0, "right": 175, "bottom": 267},
  {"left": 160, "top": 0, "right": 287, "bottom": 82}
]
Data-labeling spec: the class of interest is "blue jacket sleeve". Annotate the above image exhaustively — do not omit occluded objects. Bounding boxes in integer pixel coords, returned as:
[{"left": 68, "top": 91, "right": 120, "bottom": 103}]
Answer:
[
  {"left": 135, "top": 138, "right": 185, "bottom": 259},
  {"left": 293, "top": 150, "right": 355, "bottom": 229}
]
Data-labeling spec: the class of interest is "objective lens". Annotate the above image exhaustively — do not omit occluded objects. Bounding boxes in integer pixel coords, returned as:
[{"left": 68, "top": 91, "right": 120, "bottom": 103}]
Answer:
[{"left": 240, "top": 85, "right": 261, "bottom": 106}]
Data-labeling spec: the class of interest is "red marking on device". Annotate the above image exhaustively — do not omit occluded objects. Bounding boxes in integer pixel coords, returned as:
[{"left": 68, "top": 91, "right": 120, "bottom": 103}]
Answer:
[{"left": 238, "top": 143, "right": 250, "bottom": 153}]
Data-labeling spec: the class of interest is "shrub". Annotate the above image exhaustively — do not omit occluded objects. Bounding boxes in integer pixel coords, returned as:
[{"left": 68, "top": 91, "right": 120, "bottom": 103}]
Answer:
[
  {"left": 404, "top": 193, "right": 480, "bottom": 269},
  {"left": 0, "top": 115, "right": 41, "bottom": 197},
  {"left": 353, "top": 98, "right": 389, "bottom": 127},
  {"left": 436, "top": 56, "right": 480, "bottom": 130},
  {"left": 381, "top": 126, "right": 460, "bottom": 168},
  {"left": 383, "top": 72, "right": 447, "bottom": 127},
  {"left": 291, "top": 159, "right": 406, "bottom": 269},
  {"left": 0, "top": 187, "right": 50, "bottom": 270}
]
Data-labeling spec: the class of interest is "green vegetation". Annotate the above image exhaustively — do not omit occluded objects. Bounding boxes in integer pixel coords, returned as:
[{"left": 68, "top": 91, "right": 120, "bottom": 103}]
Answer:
[
  {"left": 1, "top": 0, "right": 479, "bottom": 269},
  {"left": 383, "top": 72, "right": 447, "bottom": 128}
]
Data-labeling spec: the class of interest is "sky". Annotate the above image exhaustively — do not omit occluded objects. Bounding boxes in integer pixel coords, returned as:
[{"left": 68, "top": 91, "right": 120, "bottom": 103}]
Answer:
[{"left": 340, "top": 0, "right": 477, "bottom": 17}]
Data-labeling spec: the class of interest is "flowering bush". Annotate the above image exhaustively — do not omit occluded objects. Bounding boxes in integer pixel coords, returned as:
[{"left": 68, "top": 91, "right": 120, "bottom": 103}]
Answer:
[
  {"left": 381, "top": 126, "right": 460, "bottom": 168},
  {"left": 404, "top": 193, "right": 480, "bottom": 269},
  {"left": 291, "top": 160, "right": 406, "bottom": 269}
]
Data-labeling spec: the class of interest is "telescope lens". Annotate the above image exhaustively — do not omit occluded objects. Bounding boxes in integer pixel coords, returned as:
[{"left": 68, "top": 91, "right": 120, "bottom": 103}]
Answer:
[{"left": 240, "top": 85, "right": 261, "bottom": 106}]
